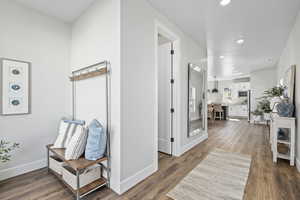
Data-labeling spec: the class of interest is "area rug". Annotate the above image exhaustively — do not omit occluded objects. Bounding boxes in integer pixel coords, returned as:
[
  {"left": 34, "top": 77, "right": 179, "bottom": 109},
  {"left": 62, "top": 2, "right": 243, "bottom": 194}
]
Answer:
[{"left": 167, "top": 149, "right": 252, "bottom": 200}]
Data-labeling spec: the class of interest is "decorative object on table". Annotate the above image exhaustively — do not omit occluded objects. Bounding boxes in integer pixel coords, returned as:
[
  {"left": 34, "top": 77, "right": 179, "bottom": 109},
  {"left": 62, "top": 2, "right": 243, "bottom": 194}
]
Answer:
[
  {"left": 0, "top": 58, "right": 31, "bottom": 115},
  {"left": 0, "top": 140, "right": 19, "bottom": 163},
  {"left": 276, "top": 98, "right": 294, "bottom": 117},
  {"left": 85, "top": 119, "right": 107, "bottom": 161}
]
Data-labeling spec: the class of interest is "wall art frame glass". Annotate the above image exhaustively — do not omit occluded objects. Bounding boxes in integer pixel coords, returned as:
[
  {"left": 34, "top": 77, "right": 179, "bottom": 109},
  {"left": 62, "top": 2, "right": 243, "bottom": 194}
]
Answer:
[{"left": 0, "top": 58, "right": 31, "bottom": 115}]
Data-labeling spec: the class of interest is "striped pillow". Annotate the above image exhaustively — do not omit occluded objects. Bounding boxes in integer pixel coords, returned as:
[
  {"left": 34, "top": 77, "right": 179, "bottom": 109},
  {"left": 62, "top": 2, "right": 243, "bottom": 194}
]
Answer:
[
  {"left": 65, "top": 125, "right": 88, "bottom": 160},
  {"left": 64, "top": 123, "right": 77, "bottom": 148},
  {"left": 52, "top": 118, "right": 71, "bottom": 148}
]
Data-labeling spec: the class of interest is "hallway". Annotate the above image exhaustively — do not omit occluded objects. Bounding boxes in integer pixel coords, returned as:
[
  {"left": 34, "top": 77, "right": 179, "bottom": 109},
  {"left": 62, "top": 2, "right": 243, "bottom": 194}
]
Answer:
[{"left": 1, "top": 120, "right": 299, "bottom": 200}]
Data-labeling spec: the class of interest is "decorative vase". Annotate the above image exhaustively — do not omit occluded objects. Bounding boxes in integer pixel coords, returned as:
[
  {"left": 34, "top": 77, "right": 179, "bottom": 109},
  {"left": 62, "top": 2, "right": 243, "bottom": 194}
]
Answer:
[
  {"left": 270, "top": 97, "right": 281, "bottom": 112},
  {"left": 277, "top": 101, "right": 294, "bottom": 117}
]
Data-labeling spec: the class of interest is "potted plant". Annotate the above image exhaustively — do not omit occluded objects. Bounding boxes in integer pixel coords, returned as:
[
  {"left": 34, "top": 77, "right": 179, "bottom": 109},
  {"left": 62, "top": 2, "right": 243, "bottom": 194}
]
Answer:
[
  {"left": 0, "top": 140, "right": 19, "bottom": 163},
  {"left": 262, "top": 85, "right": 286, "bottom": 110},
  {"left": 251, "top": 109, "right": 263, "bottom": 122},
  {"left": 258, "top": 99, "right": 272, "bottom": 120}
]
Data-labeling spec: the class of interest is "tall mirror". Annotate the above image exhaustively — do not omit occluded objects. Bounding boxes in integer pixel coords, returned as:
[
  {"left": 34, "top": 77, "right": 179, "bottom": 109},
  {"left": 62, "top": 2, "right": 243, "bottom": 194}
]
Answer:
[{"left": 188, "top": 63, "right": 206, "bottom": 137}]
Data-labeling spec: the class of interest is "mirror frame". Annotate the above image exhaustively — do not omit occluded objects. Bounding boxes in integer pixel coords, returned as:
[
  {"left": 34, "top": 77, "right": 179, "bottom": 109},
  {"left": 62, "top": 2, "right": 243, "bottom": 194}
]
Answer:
[{"left": 187, "top": 63, "right": 206, "bottom": 138}]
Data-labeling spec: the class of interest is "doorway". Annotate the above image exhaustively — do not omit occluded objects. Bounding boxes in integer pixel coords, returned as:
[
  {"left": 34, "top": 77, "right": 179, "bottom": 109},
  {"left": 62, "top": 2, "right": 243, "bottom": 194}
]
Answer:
[{"left": 157, "top": 34, "right": 174, "bottom": 156}]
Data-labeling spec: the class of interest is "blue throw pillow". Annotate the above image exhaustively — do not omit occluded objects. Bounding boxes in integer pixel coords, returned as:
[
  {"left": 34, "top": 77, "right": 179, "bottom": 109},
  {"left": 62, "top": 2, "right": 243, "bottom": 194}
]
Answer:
[{"left": 85, "top": 119, "right": 107, "bottom": 160}]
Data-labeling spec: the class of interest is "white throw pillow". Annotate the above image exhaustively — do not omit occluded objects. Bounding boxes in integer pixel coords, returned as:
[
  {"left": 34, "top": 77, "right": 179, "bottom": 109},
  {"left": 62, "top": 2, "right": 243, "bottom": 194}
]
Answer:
[
  {"left": 63, "top": 123, "right": 77, "bottom": 148},
  {"left": 52, "top": 119, "right": 70, "bottom": 148},
  {"left": 65, "top": 125, "right": 88, "bottom": 160}
]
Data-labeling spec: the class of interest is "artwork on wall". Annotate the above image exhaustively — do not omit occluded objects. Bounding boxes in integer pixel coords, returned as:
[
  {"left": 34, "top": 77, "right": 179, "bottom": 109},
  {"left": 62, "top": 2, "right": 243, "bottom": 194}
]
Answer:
[
  {"left": 280, "top": 65, "right": 296, "bottom": 104},
  {"left": 224, "top": 88, "right": 231, "bottom": 98},
  {"left": 0, "top": 58, "right": 31, "bottom": 115}
]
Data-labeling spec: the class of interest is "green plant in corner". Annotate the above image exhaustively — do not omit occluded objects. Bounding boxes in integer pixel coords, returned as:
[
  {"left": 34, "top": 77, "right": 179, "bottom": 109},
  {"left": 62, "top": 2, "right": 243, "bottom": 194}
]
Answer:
[{"left": 0, "top": 140, "right": 19, "bottom": 163}]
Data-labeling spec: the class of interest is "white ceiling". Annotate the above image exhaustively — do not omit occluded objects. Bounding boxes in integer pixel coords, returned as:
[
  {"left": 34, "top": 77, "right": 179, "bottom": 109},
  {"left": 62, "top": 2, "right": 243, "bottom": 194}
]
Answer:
[
  {"left": 148, "top": 0, "right": 300, "bottom": 79},
  {"left": 14, "top": 0, "right": 96, "bottom": 22},
  {"left": 13, "top": 0, "right": 300, "bottom": 79}
]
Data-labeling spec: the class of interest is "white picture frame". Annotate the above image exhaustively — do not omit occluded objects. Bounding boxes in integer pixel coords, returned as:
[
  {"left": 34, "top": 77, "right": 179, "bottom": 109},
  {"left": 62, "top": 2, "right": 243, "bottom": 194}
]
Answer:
[
  {"left": 0, "top": 58, "right": 31, "bottom": 115},
  {"left": 281, "top": 65, "right": 296, "bottom": 104}
]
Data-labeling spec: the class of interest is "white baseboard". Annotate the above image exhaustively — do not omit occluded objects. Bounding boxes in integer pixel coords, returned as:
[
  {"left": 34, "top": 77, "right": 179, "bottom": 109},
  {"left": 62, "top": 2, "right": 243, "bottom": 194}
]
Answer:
[
  {"left": 180, "top": 133, "right": 208, "bottom": 156},
  {"left": 296, "top": 158, "right": 300, "bottom": 173},
  {"left": 0, "top": 159, "right": 46, "bottom": 181},
  {"left": 119, "top": 163, "right": 157, "bottom": 194}
]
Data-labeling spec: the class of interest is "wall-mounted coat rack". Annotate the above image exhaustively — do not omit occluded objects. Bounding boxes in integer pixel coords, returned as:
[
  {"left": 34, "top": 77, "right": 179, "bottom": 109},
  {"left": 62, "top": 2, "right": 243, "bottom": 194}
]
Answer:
[
  {"left": 47, "top": 61, "right": 111, "bottom": 200},
  {"left": 70, "top": 65, "right": 108, "bottom": 82}
]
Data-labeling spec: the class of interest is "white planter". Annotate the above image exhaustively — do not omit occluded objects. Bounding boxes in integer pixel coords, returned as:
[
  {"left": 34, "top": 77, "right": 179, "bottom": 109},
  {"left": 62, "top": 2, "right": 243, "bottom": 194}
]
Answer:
[
  {"left": 264, "top": 113, "right": 271, "bottom": 121},
  {"left": 62, "top": 165, "right": 101, "bottom": 190},
  {"left": 253, "top": 115, "right": 262, "bottom": 122},
  {"left": 49, "top": 156, "right": 64, "bottom": 175}
]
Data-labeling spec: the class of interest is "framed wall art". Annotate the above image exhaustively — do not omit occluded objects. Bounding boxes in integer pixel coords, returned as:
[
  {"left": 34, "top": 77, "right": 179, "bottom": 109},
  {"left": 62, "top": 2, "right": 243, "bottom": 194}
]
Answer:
[{"left": 0, "top": 58, "right": 31, "bottom": 115}]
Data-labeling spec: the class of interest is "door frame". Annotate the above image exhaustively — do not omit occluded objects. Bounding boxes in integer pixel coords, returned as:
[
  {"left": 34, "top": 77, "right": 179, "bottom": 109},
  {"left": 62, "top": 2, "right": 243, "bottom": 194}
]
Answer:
[{"left": 154, "top": 20, "right": 181, "bottom": 170}]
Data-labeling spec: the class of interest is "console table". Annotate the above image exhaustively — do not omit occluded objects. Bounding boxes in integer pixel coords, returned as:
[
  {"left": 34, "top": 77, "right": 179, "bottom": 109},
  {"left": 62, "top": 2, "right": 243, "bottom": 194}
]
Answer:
[{"left": 270, "top": 116, "right": 295, "bottom": 166}]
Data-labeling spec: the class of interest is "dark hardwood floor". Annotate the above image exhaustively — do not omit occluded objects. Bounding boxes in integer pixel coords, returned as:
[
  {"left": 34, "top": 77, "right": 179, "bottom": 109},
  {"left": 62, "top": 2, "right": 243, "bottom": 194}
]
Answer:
[{"left": 1, "top": 120, "right": 300, "bottom": 200}]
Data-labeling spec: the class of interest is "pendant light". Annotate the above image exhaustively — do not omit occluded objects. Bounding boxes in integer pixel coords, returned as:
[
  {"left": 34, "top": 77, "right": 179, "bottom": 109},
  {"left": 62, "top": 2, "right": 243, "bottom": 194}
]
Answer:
[{"left": 212, "top": 76, "right": 219, "bottom": 93}]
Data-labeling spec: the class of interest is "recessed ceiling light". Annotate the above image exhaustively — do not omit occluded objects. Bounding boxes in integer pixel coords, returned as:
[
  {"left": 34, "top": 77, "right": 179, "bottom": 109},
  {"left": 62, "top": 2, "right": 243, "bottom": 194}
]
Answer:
[
  {"left": 220, "top": 0, "right": 231, "bottom": 6},
  {"left": 236, "top": 39, "right": 245, "bottom": 44},
  {"left": 219, "top": 56, "right": 225, "bottom": 59}
]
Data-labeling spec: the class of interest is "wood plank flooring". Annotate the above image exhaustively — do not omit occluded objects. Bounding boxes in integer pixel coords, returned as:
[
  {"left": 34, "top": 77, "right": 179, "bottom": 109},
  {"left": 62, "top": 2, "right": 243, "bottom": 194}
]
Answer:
[{"left": 1, "top": 120, "right": 300, "bottom": 200}]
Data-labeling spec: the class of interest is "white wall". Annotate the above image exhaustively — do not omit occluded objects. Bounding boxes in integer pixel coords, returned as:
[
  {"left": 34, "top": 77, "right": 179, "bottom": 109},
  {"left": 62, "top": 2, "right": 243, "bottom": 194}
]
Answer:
[
  {"left": 250, "top": 67, "right": 277, "bottom": 112},
  {"left": 277, "top": 11, "right": 300, "bottom": 171},
  {"left": 120, "top": 0, "right": 207, "bottom": 193},
  {"left": 70, "top": 0, "right": 121, "bottom": 193},
  {"left": 0, "top": 0, "right": 71, "bottom": 180}
]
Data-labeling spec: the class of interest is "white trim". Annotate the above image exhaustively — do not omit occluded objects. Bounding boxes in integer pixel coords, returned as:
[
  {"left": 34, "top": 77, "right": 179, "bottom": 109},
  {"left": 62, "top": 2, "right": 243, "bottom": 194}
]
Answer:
[
  {"left": 0, "top": 159, "right": 46, "bottom": 181},
  {"left": 296, "top": 158, "right": 300, "bottom": 173},
  {"left": 180, "top": 133, "right": 208, "bottom": 155},
  {"left": 119, "top": 163, "right": 156, "bottom": 194},
  {"left": 154, "top": 19, "right": 181, "bottom": 161}
]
